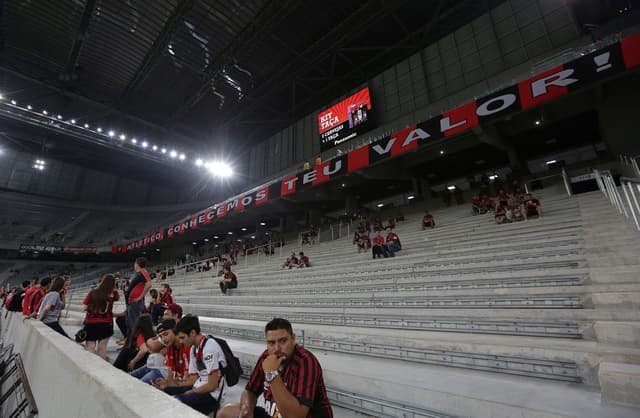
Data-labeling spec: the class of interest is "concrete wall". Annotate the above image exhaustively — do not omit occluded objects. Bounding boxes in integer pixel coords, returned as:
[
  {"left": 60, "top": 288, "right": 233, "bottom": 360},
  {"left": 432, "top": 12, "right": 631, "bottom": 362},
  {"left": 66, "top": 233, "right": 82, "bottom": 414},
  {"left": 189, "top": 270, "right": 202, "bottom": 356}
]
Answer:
[{"left": 1, "top": 312, "right": 203, "bottom": 418}]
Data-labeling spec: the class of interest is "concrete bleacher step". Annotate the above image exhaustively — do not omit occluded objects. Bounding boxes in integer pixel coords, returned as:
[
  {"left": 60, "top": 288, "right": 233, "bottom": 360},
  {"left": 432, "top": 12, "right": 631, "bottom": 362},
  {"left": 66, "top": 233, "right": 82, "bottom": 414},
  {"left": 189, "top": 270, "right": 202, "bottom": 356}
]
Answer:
[
  {"left": 194, "top": 316, "right": 640, "bottom": 385},
  {"left": 223, "top": 337, "right": 639, "bottom": 418}
]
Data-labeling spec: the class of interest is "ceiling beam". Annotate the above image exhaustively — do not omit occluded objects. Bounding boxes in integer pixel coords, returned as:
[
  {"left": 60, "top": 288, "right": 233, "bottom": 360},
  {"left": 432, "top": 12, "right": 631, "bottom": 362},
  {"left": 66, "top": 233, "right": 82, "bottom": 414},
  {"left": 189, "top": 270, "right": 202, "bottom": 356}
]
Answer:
[
  {"left": 118, "top": 0, "right": 197, "bottom": 101},
  {"left": 61, "top": 0, "right": 97, "bottom": 80}
]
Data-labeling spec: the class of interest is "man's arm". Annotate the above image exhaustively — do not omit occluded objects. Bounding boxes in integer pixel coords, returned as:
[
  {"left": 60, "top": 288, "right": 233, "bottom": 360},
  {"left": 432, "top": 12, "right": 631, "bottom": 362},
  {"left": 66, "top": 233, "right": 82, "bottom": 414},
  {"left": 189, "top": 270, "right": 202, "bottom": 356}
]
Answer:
[
  {"left": 268, "top": 376, "right": 310, "bottom": 418},
  {"left": 239, "top": 390, "right": 258, "bottom": 417},
  {"left": 187, "top": 370, "right": 219, "bottom": 394}
]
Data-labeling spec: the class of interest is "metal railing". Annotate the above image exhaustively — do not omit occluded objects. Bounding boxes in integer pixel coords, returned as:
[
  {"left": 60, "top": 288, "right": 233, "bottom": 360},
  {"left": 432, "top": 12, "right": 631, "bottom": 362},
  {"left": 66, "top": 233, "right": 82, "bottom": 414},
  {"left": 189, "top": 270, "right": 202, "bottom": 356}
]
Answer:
[
  {"left": 593, "top": 170, "right": 640, "bottom": 232},
  {"left": 0, "top": 343, "right": 38, "bottom": 418},
  {"left": 243, "top": 241, "right": 283, "bottom": 267}
]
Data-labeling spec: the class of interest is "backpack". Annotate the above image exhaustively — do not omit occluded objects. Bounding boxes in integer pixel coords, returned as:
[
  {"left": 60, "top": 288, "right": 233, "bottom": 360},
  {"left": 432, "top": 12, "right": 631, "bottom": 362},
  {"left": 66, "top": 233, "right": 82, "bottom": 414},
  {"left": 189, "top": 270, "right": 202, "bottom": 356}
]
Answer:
[
  {"left": 8, "top": 290, "right": 25, "bottom": 312},
  {"left": 207, "top": 335, "right": 242, "bottom": 386}
]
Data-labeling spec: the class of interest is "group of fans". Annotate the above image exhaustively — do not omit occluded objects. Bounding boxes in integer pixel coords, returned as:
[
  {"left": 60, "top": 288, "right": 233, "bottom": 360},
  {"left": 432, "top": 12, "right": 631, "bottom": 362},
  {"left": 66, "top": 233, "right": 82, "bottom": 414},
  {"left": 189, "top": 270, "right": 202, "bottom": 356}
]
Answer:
[
  {"left": 353, "top": 217, "right": 403, "bottom": 259},
  {"left": 5, "top": 256, "right": 334, "bottom": 417},
  {"left": 470, "top": 188, "right": 543, "bottom": 224}
]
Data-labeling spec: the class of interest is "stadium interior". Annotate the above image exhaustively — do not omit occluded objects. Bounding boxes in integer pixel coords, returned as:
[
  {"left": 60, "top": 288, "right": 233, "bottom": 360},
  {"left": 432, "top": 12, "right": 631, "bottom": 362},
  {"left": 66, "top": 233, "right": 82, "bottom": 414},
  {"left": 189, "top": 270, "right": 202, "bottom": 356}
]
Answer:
[{"left": 1, "top": 0, "right": 640, "bottom": 417}]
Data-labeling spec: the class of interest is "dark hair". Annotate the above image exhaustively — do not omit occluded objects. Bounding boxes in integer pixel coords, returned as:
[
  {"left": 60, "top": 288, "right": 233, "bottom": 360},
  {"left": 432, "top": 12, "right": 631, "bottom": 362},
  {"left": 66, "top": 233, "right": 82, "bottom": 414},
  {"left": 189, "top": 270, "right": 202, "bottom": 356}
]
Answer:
[
  {"left": 175, "top": 314, "right": 200, "bottom": 335},
  {"left": 40, "top": 277, "right": 52, "bottom": 287},
  {"left": 22, "top": 280, "right": 31, "bottom": 289},
  {"left": 128, "top": 314, "right": 155, "bottom": 349},
  {"left": 161, "top": 283, "right": 171, "bottom": 292},
  {"left": 135, "top": 257, "right": 147, "bottom": 268},
  {"left": 149, "top": 289, "right": 158, "bottom": 299},
  {"left": 299, "top": 251, "right": 304, "bottom": 256},
  {"left": 49, "top": 276, "right": 66, "bottom": 293},
  {"left": 88, "top": 274, "right": 115, "bottom": 313},
  {"left": 265, "top": 318, "right": 293, "bottom": 335}
]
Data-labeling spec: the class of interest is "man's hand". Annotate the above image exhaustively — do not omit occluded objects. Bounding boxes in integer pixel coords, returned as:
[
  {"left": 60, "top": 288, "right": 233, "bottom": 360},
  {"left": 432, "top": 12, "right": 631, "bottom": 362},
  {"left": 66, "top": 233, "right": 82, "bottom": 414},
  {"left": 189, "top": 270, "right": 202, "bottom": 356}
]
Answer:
[
  {"left": 127, "top": 360, "right": 136, "bottom": 371},
  {"left": 153, "top": 377, "right": 167, "bottom": 389},
  {"left": 238, "top": 402, "right": 252, "bottom": 418},
  {"left": 262, "top": 353, "right": 286, "bottom": 373}
]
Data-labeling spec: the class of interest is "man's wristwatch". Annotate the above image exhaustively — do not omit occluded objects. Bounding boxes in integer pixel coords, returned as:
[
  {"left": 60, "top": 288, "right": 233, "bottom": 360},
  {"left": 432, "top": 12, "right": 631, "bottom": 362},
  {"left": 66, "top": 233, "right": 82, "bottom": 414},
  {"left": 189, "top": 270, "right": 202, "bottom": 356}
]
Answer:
[{"left": 265, "top": 370, "right": 279, "bottom": 384}]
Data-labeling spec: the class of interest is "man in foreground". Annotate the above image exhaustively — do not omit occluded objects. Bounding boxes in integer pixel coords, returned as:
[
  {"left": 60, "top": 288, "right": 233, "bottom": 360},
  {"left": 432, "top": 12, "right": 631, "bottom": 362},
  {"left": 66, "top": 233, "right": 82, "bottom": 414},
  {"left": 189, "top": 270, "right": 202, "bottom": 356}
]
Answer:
[
  {"left": 125, "top": 257, "right": 152, "bottom": 339},
  {"left": 173, "top": 315, "right": 226, "bottom": 415},
  {"left": 218, "top": 318, "right": 333, "bottom": 418}
]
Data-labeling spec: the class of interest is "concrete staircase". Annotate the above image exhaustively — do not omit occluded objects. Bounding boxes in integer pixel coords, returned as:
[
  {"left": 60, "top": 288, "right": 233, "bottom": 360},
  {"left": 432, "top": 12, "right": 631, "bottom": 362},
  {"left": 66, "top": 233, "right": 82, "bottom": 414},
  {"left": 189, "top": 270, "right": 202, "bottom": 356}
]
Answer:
[{"left": 66, "top": 191, "right": 640, "bottom": 417}]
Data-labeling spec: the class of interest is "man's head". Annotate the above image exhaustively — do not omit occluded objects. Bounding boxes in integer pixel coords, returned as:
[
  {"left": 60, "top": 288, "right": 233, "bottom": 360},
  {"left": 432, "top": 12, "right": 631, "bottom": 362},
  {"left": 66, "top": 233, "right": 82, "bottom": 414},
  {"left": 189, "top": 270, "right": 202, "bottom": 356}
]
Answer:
[
  {"left": 265, "top": 318, "right": 296, "bottom": 361},
  {"left": 175, "top": 315, "right": 201, "bottom": 346},
  {"left": 385, "top": 226, "right": 392, "bottom": 233},
  {"left": 374, "top": 229, "right": 381, "bottom": 236},
  {"left": 40, "top": 277, "right": 52, "bottom": 290},
  {"left": 163, "top": 303, "right": 183, "bottom": 321},
  {"left": 134, "top": 257, "right": 147, "bottom": 272},
  {"left": 157, "top": 319, "right": 178, "bottom": 346},
  {"left": 299, "top": 252, "right": 304, "bottom": 257},
  {"left": 222, "top": 266, "right": 230, "bottom": 274},
  {"left": 22, "top": 280, "right": 30, "bottom": 289}
]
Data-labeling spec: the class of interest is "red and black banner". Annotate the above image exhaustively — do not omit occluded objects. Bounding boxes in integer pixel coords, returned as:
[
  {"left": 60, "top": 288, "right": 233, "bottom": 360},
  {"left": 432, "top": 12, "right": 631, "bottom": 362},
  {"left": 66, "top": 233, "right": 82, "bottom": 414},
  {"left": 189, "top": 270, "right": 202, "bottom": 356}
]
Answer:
[{"left": 114, "top": 34, "right": 640, "bottom": 254}]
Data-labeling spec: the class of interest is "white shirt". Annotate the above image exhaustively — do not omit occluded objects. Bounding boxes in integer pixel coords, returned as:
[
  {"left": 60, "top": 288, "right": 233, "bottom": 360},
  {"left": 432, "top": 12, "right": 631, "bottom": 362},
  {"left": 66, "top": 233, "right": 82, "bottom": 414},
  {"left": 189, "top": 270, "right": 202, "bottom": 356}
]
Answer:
[{"left": 189, "top": 336, "right": 227, "bottom": 399}]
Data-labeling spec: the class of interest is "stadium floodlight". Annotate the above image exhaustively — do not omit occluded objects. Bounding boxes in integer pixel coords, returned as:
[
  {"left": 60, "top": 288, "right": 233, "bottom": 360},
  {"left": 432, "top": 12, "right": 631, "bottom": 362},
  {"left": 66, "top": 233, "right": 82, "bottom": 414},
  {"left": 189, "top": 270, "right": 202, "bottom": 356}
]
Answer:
[
  {"left": 206, "top": 161, "right": 233, "bottom": 177},
  {"left": 237, "top": 239, "right": 242, "bottom": 242},
  {"left": 259, "top": 222, "right": 266, "bottom": 226},
  {"left": 535, "top": 120, "right": 541, "bottom": 126},
  {"left": 192, "top": 241, "right": 197, "bottom": 245},
  {"left": 447, "top": 185, "right": 456, "bottom": 191},
  {"left": 152, "top": 145, "right": 158, "bottom": 151},
  {"left": 179, "top": 153, "right": 186, "bottom": 161},
  {"left": 204, "top": 238, "right": 209, "bottom": 242},
  {"left": 546, "top": 160, "right": 557, "bottom": 165},
  {"left": 155, "top": 248, "right": 160, "bottom": 252},
  {"left": 10, "top": 100, "right": 16, "bottom": 105},
  {"left": 27, "top": 105, "right": 32, "bottom": 110},
  {"left": 131, "top": 138, "right": 137, "bottom": 144},
  {"left": 120, "top": 134, "right": 127, "bottom": 140},
  {"left": 250, "top": 235, "right": 255, "bottom": 239},
  {"left": 241, "top": 227, "right": 247, "bottom": 231},
  {"left": 108, "top": 130, "right": 115, "bottom": 137},
  {"left": 213, "top": 235, "right": 219, "bottom": 239},
  {"left": 489, "top": 174, "right": 499, "bottom": 180},
  {"left": 84, "top": 123, "right": 89, "bottom": 128},
  {"left": 377, "top": 203, "right": 384, "bottom": 208},
  {"left": 70, "top": 119, "right": 76, "bottom": 124},
  {"left": 161, "top": 148, "right": 166, "bottom": 154},
  {"left": 57, "top": 114, "right": 62, "bottom": 120},
  {"left": 440, "top": 150, "right": 444, "bottom": 155},
  {"left": 169, "top": 150, "right": 177, "bottom": 158},
  {"left": 141, "top": 141, "right": 148, "bottom": 148},
  {"left": 227, "top": 231, "right": 233, "bottom": 235},
  {"left": 97, "top": 127, "right": 103, "bottom": 132},
  {"left": 195, "top": 158, "right": 203, "bottom": 167},
  {"left": 407, "top": 195, "right": 415, "bottom": 200},
  {"left": 0, "top": 94, "right": 3, "bottom": 100},
  {"left": 42, "top": 110, "right": 48, "bottom": 115}
]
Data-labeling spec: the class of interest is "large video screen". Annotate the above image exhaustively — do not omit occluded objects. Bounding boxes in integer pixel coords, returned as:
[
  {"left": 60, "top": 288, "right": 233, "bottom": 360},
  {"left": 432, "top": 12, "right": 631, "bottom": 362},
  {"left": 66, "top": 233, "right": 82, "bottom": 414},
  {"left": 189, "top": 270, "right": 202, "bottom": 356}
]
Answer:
[{"left": 318, "top": 86, "right": 372, "bottom": 151}]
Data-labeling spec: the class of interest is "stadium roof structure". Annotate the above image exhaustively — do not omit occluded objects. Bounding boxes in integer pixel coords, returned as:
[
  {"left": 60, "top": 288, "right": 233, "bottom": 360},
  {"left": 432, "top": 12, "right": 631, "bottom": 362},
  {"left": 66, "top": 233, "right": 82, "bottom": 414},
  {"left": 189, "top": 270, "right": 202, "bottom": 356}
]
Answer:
[{"left": 0, "top": 0, "right": 508, "bottom": 159}]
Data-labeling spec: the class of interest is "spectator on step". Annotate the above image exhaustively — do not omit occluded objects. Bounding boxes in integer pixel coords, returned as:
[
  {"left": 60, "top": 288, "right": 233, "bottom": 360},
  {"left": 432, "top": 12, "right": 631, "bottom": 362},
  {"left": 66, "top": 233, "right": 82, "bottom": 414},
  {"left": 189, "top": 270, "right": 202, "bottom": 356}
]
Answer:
[
  {"left": 130, "top": 319, "right": 174, "bottom": 384},
  {"left": 371, "top": 229, "right": 389, "bottom": 259},
  {"left": 23, "top": 277, "right": 51, "bottom": 319},
  {"left": 497, "top": 189, "right": 510, "bottom": 208},
  {"left": 386, "top": 216, "right": 396, "bottom": 230},
  {"left": 282, "top": 252, "right": 298, "bottom": 269},
  {"left": 125, "top": 257, "right": 153, "bottom": 340},
  {"left": 508, "top": 198, "right": 525, "bottom": 222},
  {"left": 494, "top": 202, "right": 510, "bottom": 224},
  {"left": 5, "top": 281, "right": 29, "bottom": 313},
  {"left": 297, "top": 252, "right": 310, "bottom": 268},
  {"left": 163, "top": 303, "right": 183, "bottom": 322},
  {"left": 357, "top": 229, "right": 370, "bottom": 253},
  {"left": 385, "top": 227, "right": 401, "bottom": 257},
  {"left": 173, "top": 315, "right": 227, "bottom": 416},
  {"left": 421, "top": 211, "right": 435, "bottom": 229},
  {"left": 114, "top": 314, "right": 155, "bottom": 372},
  {"left": 152, "top": 283, "right": 175, "bottom": 325},
  {"left": 147, "top": 289, "right": 160, "bottom": 323},
  {"left": 153, "top": 320, "right": 191, "bottom": 395},
  {"left": 480, "top": 194, "right": 494, "bottom": 213},
  {"left": 219, "top": 266, "right": 237, "bottom": 295},
  {"left": 37, "top": 276, "right": 69, "bottom": 338},
  {"left": 83, "top": 274, "right": 119, "bottom": 359},
  {"left": 470, "top": 194, "right": 482, "bottom": 214},
  {"left": 217, "top": 318, "right": 333, "bottom": 418},
  {"left": 523, "top": 193, "right": 543, "bottom": 219}
]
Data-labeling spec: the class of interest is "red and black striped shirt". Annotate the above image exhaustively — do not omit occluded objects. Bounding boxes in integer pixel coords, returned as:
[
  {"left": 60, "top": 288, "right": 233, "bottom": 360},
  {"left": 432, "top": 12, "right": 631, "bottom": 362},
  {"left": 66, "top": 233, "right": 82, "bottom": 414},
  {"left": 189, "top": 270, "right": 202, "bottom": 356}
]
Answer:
[{"left": 246, "top": 344, "right": 333, "bottom": 418}]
